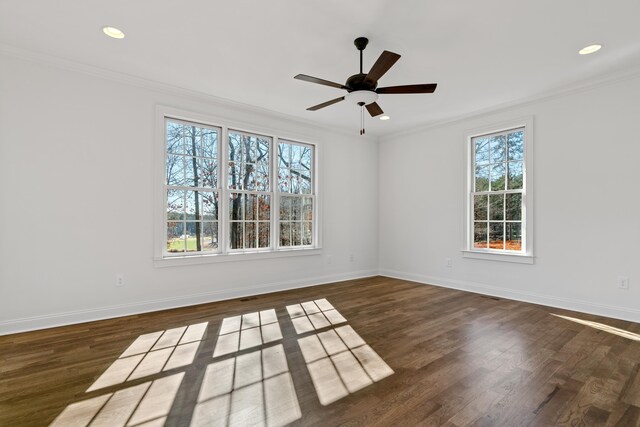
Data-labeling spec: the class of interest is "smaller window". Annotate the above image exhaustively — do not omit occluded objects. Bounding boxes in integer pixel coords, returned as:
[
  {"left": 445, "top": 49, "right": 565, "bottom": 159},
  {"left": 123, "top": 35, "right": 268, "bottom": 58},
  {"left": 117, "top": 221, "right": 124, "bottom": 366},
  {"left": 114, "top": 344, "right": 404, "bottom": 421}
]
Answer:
[{"left": 464, "top": 119, "right": 533, "bottom": 262}]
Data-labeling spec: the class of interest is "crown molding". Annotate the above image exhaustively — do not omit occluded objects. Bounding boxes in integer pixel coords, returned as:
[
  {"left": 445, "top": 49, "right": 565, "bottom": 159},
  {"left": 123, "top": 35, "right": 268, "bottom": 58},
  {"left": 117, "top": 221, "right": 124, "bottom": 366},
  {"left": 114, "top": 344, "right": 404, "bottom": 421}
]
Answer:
[
  {"left": 380, "top": 63, "right": 640, "bottom": 141},
  {"left": 0, "top": 43, "right": 379, "bottom": 143}
]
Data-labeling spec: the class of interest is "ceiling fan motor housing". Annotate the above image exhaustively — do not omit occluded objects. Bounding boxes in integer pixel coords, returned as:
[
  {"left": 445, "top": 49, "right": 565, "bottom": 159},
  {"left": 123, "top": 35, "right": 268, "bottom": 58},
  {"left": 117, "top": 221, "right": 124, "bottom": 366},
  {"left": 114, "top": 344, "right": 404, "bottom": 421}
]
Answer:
[{"left": 345, "top": 73, "right": 377, "bottom": 92}]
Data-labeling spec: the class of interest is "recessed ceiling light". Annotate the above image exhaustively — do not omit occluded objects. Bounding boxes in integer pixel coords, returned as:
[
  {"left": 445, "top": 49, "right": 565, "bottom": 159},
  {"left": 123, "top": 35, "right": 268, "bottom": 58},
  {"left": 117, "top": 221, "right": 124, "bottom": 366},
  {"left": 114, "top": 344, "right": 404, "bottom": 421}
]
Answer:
[
  {"left": 379, "top": 115, "right": 390, "bottom": 121},
  {"left": 579, "top": 44, "right": 602, "bottom": 55},
  {"left": 102, "top": 26, "right": 125, "bottom": 39}
]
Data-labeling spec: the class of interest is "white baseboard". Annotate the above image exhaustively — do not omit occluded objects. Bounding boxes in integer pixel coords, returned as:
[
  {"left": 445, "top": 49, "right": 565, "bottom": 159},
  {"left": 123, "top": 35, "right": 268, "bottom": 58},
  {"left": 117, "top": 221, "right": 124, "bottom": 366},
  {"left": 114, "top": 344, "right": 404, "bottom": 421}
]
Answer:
[
  {"left": 0, "top": 269, "right": 378, "bottom": 336},
  {"left": 379, "top": 269, "right": 640, "bottom": 324}
]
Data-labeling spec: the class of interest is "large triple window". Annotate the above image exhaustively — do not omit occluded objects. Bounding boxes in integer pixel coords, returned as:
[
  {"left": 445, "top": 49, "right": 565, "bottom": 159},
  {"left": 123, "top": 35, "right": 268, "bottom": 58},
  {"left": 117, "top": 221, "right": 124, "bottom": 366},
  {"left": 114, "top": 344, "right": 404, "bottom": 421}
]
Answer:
[{"left": 162, "top": 115, "right": 317, "bottom": 258}]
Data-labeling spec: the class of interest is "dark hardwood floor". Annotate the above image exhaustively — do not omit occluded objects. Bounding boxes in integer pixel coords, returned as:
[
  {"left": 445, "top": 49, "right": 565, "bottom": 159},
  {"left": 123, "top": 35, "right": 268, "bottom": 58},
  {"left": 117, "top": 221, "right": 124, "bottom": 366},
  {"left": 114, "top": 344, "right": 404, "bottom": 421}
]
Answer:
[{"left": 2, "top": 276, "right": 640, "bottom": 426}]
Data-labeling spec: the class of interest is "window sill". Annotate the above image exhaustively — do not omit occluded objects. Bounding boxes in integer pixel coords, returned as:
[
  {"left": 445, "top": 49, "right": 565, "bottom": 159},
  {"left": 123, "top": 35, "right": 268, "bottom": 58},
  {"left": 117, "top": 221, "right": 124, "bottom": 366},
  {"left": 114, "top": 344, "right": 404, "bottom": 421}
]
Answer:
[
  {"left": 462, "top": 250, "right": 534, "bottom": 264},
  {"left": 154, "top": 248, "right": 322, "bottom": 268}
]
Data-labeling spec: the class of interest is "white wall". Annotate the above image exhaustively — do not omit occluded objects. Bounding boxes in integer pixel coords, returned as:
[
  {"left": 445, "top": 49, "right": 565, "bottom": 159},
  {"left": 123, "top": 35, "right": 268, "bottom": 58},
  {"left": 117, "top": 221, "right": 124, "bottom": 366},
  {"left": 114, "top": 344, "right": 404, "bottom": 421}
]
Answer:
[
  {"left": 379, "top": 73, "right": 640, "bottom": 322},
  {"left": 0, "top": 54, "right": 379, "bottom": 334}
]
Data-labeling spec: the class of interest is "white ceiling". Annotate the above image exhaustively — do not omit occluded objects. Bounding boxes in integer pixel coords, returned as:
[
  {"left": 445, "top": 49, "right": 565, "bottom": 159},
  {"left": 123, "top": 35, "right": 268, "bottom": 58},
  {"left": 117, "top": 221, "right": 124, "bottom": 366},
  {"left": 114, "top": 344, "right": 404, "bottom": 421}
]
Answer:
[{"left": 1, "top": 0, "right": 639, "bottom": 136}]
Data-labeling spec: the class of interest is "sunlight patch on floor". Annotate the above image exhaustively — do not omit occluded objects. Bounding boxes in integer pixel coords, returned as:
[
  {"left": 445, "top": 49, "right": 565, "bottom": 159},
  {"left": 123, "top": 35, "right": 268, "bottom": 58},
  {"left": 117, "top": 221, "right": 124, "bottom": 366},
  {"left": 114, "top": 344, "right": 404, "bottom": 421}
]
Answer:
[
  {"left": 551, "top": 314, "right": 640, "bottom": 342},
  {"left": 192, "top": 343, "right": 301, "bottom": 427},
  {"left": 298, "top": 325, "right": 393, "bottom": 405},
  {"left": 50, "top": 372, "right": 184, "bottom": 427},
  {"left": 87, "top": 322, "right": 208, "bottom": 392},
  {"left": 286, "top": 299, "right": 347, "bottom": 334},
  {"left": 213, "top": 309, "right": 283, "bottom": 358}
]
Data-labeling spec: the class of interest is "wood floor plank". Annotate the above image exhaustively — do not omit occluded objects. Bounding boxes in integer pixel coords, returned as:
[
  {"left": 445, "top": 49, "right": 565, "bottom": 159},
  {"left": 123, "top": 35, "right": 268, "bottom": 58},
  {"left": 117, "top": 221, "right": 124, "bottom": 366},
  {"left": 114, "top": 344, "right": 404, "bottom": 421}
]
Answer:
[{"left": 1, "top": 276, "right": 640, "bottom": 426}]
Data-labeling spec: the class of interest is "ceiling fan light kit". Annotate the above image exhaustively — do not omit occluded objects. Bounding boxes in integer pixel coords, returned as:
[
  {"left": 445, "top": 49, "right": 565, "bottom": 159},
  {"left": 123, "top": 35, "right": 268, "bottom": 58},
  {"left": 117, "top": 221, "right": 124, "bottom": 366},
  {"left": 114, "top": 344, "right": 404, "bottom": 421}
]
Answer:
[
  {"left": 345, "top": 90, "right": 379, "bottom": 106},
  {"left": 294, "top": 36, "right": 437, "bottom": 135}
]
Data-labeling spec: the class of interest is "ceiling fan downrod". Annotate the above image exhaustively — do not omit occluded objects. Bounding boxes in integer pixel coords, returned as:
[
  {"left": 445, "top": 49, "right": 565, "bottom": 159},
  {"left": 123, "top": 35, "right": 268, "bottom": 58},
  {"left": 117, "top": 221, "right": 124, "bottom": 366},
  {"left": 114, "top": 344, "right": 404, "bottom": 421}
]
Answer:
[{"left": 354, "top": 37, "right": 369, "bottom": 75}]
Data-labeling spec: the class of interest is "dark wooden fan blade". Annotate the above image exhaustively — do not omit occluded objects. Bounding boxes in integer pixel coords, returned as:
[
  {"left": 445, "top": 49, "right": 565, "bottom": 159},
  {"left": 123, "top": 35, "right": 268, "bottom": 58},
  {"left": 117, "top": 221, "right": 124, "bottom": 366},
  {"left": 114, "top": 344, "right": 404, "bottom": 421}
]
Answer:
[
  {"left": 294, "top": 74, "right": 346, "bottom": 90},
  {"left": 377, "top": 83, "right": 438, "bottom": 94},
  {"left": 365, "top": 51, "right": 401, "bottom": 83},
  {"left": 307, "top": 96, "right": 345, "bottom": 111},
  {"left": 365, "top": 102, "right": 384, "bottom": 117}
]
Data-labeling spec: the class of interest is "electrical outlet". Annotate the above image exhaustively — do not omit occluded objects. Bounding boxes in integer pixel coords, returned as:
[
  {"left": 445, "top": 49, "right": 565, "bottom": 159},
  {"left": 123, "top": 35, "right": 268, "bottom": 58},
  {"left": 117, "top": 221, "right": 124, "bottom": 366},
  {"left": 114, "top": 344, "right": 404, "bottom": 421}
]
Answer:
[
  {"left": 446, "top": 258, "right": 453, "bottom": 268},
  {"left": 349, "top": 253, "right": 355, "bottom": 263},
  {"left": 116, "top": 274, "right": 125, "bottom": 287},
  {"left": 617, "top": 276, "right": 629, "bottom": 290},
  {"left": 327, "top": 255, "right": 332, "bottom": 265}
]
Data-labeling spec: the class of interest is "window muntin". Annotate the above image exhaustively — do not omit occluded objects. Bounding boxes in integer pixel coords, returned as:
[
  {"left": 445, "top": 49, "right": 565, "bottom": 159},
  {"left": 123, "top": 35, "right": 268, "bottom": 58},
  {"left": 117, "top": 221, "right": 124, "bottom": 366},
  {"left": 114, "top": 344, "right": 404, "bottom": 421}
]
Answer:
[
  {"left": 165, "top": 119, "right": 220, "bottom": 254},
  {"left": 471, "top": 128, "right": 524, "bottom": 252},
  {"left": 277, "top": 141, "right": 314, "bottom": 248}
]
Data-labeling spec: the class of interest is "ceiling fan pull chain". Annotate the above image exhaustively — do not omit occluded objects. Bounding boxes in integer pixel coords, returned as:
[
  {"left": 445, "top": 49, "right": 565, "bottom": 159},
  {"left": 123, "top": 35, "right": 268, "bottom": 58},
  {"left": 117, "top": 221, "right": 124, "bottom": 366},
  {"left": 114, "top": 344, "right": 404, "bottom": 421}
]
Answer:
[{"left": 360, "top": 104, "right": 365, "bottom": 135}]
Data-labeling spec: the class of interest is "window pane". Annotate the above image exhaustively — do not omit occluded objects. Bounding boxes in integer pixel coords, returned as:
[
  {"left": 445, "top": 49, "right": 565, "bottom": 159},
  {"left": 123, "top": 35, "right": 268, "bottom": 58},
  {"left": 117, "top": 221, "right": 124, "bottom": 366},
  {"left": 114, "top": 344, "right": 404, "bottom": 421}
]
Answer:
[
  {"left": 474, "top": 137, "right": 490, "bottom": 164},
  {"left": 278, "top": 143, "right": 290, "bottom": 168},
  {"left": 185, "top": 222, "right": 202, "bottom": 252},
  {"left": 280, "top": 222, "right": 291, "bottom": 246},
  {"left": 475, "top": 165, "right": 489, "bottom": 192},
  {"left": 490, "top": 135, "right": 506, "bottom": 163},
  {"left": 278, "top": 166, "right": 290, "bottom": 192},
  {"left": 258, "top": 195, "right": 270, "bottom": 220},
  {"left": 302, "top": 197, "right": 313, "bottom": 221},
  {"left": 505, "top": 193, "right": 522, "bottom": 220},
  {"left": 229, "top": 193, "right": 243, "bottom": 221},
  {"left": 291, "top": 197, "right": 302, "bottom": 220},
  {"left": 202, "top": 128, "right": 218, "bottom": 159},
  {"left": 490, "top": 163, "right": 506, "bottom": 191},
  {"left": 291, "top": 222, "right": 302, "bottom": 246},
  {"left": 299, "top": 170, "right": 312, "bottom": 194},
  {"left": 183, "top": 126, "right": 200, "bottom": 157},
  {"left": 185, "top": 157, "right": 201, "bottom": 187},
  {"left": 489, "top": 194, "right": 504, "bottom": 221},
  {"left": 167, "top": 222, "right": 185, "bottom": 252},
  {"left": 245, "top": 222, "right": 257, "bottom": 249},
  {"left": 167, "top": 190, "right": 184, "bottom": 221},
  {"left": 291, "top": 171, "right": 304, "bottom": 194},
  {"left": 166, "top": 155, "right": 185, "bottom": 186},
  {"left": 474, "top": 195, "right": 488, "bottom": 221},
  {"left": 201, "top": 192, "right": 218, "bottom": 221},
  {"left": 301, "top": 146, "right": 312, "bottom": 171},
  {"left": 258, "top": 222, "right": 270, "bottom": 248},
  {"left": 279, "top": 197, "right": 291, "bottom": 220},
  {"left": 508, "top": 130, "right": 524, "bottom": 161},
  {"left": 202, "top": 222, "right": 218, "bottom": 251},
  {"left": 244, "top": 194, "right": 257, "bottom": 220},
  {"left": 290, "top": 144, "right": 302, "bottom": 169},
  {"left": 508, "top": 161, "right": 523, "bottom": 189},
  {"left": 228, "top": 163, "right": 241, "bottom": 189},
  {"left": 166, "top": 122, "right": 183, "bottom": 154},
  {"left": 228, "top": 134, "right": 242, "bottom": 189},
  {"left": 256, "top": 160, "right": 269, "bottom": 192},
  {"left": 474, "top": 222, "right": 487, "bottom": 248},
  {"left": 489, "top": 222, "right": 504, "bottom": 250},
  {"left": 185, "top": 191, "right": 203, "bottom": 220},
  {"left": 506, "top": 222, "right": 522, "bottom": 251},
  {"left": 202, "top": 158, "right": 217, "bottom": 188},
  {"left": 230, "top": 222, "right": 243, "bottom": 249},
  {"left": 303, "top": 222, "right": 313, "bottom": 245}
]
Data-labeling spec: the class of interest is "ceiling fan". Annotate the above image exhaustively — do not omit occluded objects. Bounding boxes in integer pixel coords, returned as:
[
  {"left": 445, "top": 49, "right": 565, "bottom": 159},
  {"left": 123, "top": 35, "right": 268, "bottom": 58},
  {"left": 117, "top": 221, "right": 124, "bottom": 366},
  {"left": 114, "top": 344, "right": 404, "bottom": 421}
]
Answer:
[{"left": 294, "top": 37, "right": 437, "bottom": 134}]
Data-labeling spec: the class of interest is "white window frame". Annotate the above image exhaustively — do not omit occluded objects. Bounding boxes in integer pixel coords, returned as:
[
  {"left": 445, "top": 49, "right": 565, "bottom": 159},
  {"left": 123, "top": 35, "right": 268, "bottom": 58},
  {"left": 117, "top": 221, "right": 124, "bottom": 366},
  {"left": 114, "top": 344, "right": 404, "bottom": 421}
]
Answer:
[
  {"left": 153, "top": 106, "right": 321, "bottom": 267},
  {"left": 462, "top": 116, "right": 534, "bottom": 264},
  {"left": 276, "top": 139, "right": 316, "bottom": 250}
]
